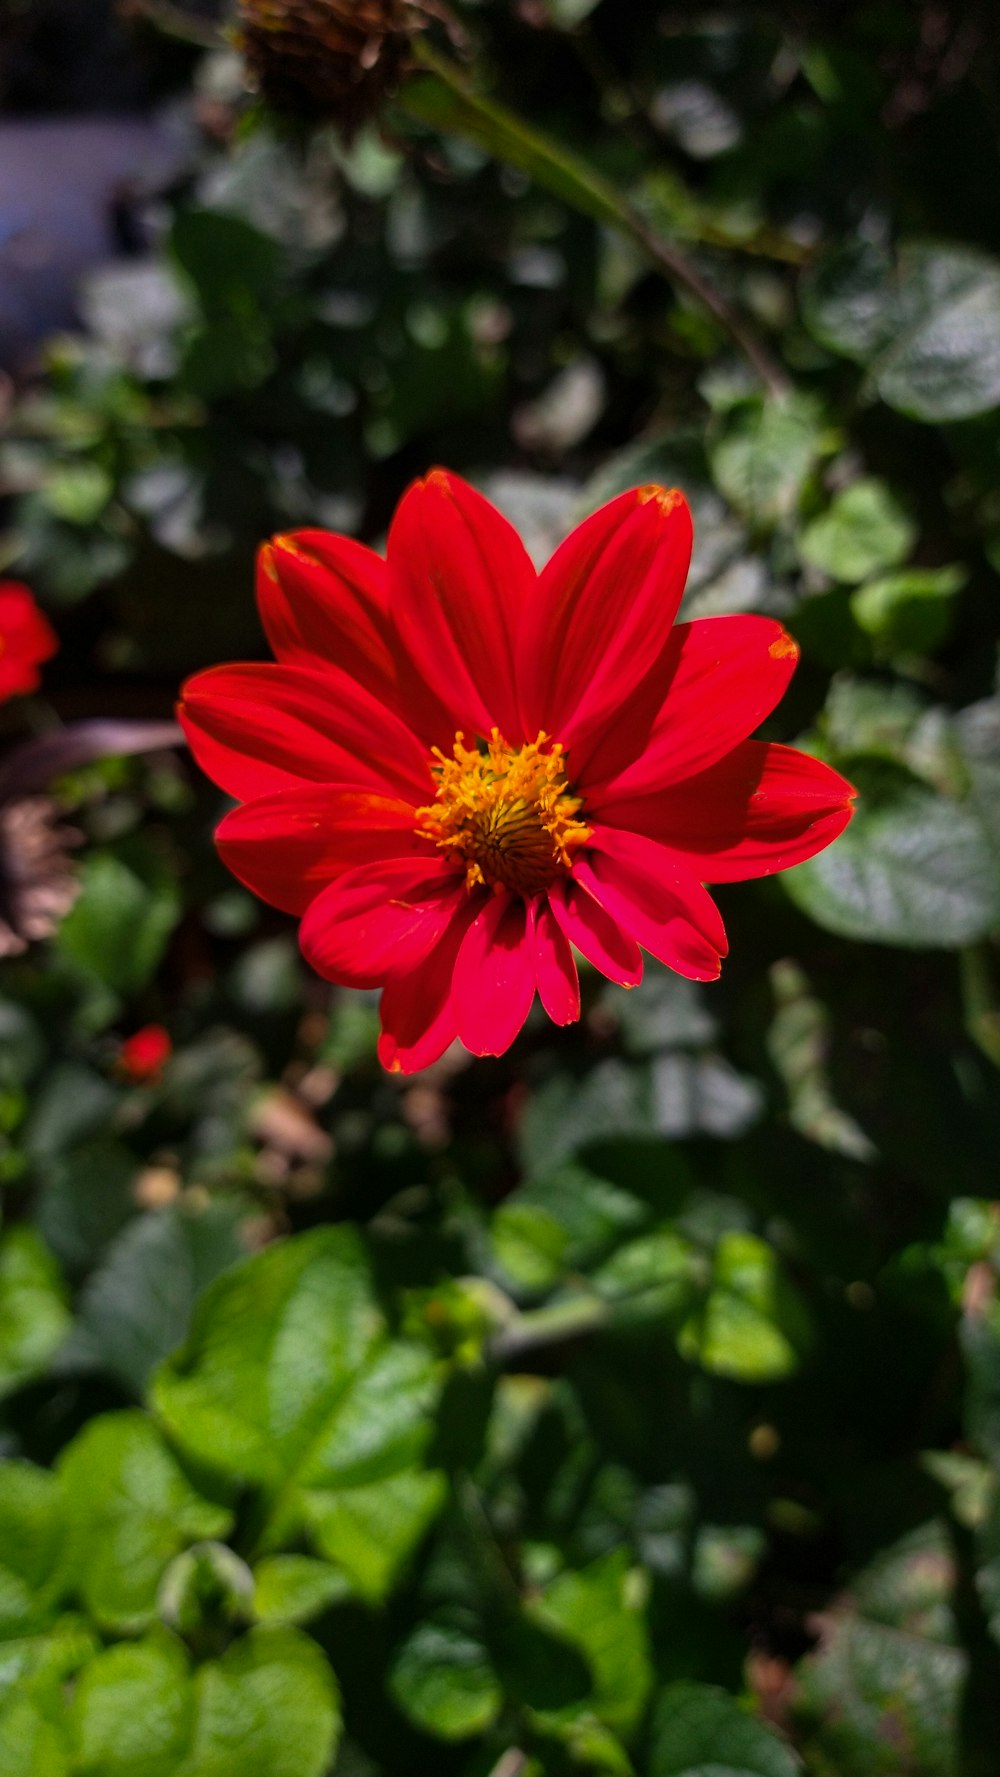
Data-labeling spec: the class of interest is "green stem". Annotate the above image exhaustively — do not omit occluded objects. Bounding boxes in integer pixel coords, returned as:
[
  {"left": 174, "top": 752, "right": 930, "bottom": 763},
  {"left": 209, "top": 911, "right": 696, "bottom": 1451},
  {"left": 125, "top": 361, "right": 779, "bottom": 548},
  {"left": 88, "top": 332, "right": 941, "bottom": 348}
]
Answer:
[
  {"left": 487, "top": 1754, "right": 528, "bottom": 1777},
  {"left": 960, "top": 944, "right": 1000, "bottom": 1071},
  {"left": 120, "top": 0, "right": 226, "bottom": 48},
  {"left": 488, "top": 1291, "right": 609, "bottom": 1362},
  {"left": 402, "top": 44, "right": 791, "bottom": 396}
]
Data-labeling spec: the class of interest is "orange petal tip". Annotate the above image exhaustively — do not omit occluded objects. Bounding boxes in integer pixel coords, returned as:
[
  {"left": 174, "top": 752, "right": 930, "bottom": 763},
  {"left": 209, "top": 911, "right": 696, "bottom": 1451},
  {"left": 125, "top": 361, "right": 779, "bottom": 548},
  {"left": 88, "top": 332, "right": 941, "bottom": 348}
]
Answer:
[
  {"left": 269, "top": 533, "right": 316, "bottom": 565},
  {"left": 636, "top": 484, "right": 686, "bottom": 515},
  {"left": 768, "top": 630, "right": 799, "bottom": 662},
  {"left": 258, "top": 542, "right": 280, "bottom": 581}
]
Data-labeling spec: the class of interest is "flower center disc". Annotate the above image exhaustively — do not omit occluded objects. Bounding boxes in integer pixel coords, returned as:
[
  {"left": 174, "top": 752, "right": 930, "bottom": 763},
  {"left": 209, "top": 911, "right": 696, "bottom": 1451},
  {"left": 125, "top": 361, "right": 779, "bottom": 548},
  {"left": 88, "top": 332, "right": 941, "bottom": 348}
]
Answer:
[{"left": 416, "top": 729, "right": 591, "bottom": 896}]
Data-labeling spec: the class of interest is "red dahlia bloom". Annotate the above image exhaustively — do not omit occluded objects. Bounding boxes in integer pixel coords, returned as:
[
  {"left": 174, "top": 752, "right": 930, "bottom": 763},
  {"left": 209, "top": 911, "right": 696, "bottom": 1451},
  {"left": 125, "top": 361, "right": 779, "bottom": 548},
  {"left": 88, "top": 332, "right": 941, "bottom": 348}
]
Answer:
[
  {"left": 179, "top": 471, "right": 854, "bottom": 1073},
  {"left": 118, "top": 1024, "right": 173, "bottom": 1083},
  {"left": 0, "top": 582, "right": 58, "bottom": 702}
]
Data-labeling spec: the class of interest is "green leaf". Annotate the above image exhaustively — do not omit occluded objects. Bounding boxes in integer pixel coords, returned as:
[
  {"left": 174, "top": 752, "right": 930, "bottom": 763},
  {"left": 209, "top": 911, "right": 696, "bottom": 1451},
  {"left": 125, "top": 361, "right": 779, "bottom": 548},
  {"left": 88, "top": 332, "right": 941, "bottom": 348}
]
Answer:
[
  {"left": 0, "top": 999, "right": 44, "bottom": 1086},
  {"left": 153, "top": 1229, "right": 444, "bottom": 1600},
  {"left": 677, "top": 1233, "right": 811, "bottom": 1382},
  {"left": 69, "top": 1626, "right": 341, "bottom": 1777},
  {"left": 22, "top": 1065, "right": 116, "bottom": 1165},
  {"left": 0, "top": 1619, "right": 94, "bottom": 1777},
  {"left": 35, "top": 1139, "right": 138, "bottom": 1275},
  {"left": 183, "top": 1627, "right": 340, "bottom": 1777},
  {"left": 783, "top": 759, "right": 1000, "bottom": 947},
  {"left": 0, "top": 1229, "right": 70, "bottom": 1400},
  {"left": 56, "top": 848, "right": 182, "bottom": 996},
  {"left": 491, "top": 1165, "right": 648, "bottom": 1293},
  {"left": 801, "top": 238, "right": 895, "bottom": 360},
  {"left": 519, "top": 1054, "right": 762, "bottom": 1170},
  {"left": 180, "top": 318, "right": 278, "bottom": 400},
  {"left": 536, "top": 1550, "right": 653, "bottom": 1734},
  {"left": 57, "top": 1411, "right": 232, "bottom": 1633},
  {"left": 68, "top": 1204, "right": 246, "bottom": 1394},
  {"left": 401, "top": 60, "right": 630, "bottom": 236},
  {"left": 0, "top": 1464, "right": 64, "bottom": 1636},
  {"left": 798, "top": 478, "right": 915, "bottom": 584},
  {"left": 252, "top": 1556, "right": 352, "bottom": 1627},
  {"left": 301, "top": 1467, "right": 446, "bottom": 1605},
  {"left": 591, "top": 1229, "right": 701, "bottom": 1324},
  {"left": 804, "top": 239, "right": 1000, "bottom": 422},
  {"left": 152, "top": 1228, "right": 384, "bottom": 1489},
  {"left": 710, "top": 394, "right": 825, "bottom": 524},
  {"left": 70, "top": 1630, "right": 194, "bottom": 1777},
  {"left": 42, "top": 463, "right": 112, "bottom": 527},
  {"left": 389, "top": 1620, "right": 502, "bottom": 1740},
  {"left": 767, "top": 959, "right": 877, "bottom": 1162},
  {"left": 795, "top": 1614, "right": 964, "bottom": 1776},
  {"left": 170, "top": 210, "right": 284, "bottom": 317},
  {"left": 850, "top": 566, "right": 965, "bottom": 656},
  {"left": 648, "top": 1680, "right": 800, "bottom": 1776}
]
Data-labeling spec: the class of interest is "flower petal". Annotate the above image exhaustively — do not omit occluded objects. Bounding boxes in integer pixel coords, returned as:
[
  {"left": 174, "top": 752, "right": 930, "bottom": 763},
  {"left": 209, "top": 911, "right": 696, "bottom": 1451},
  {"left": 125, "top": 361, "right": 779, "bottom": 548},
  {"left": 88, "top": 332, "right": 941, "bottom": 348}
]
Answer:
[
  {"left": 378, "top": 902, "right": 477, "bottom": 1075},
  {"left": 299, "top": 856, "right": 466, "bottom": 987},
  {"left": 0, "top": 581, "right": 58, "bottom": 700},
  {"left": 179, "top": 662, "right": 431, "bottom": 803},
  {"left": 584, "top": 615, "right": 800, "bottom": 798},
  {"left": 215, "top": 786, "right": 427, "bottom": 915},
  {"left": 518, "top": 485, "right": 692, "bottom": 746},
  {"left": 548, "top": 876, "right": 643, "bottom": 988},
  {"left": 600, "top": 741, "right": 856, "bottom": 881},
  {"left": 576, "top": 827, "right": 728, "bottom": 982},
  {"left": 531, "top": 895, "right": 580, "bottom": 1027},
  {"left": 452, "top": 892, "right": 536, "bottom": 1056},
  {"left": 387, "top": 468, "right": 535, "bottom": 742},
  {"left": 258, "top": 531, "right": 394, "bottom": 678}
]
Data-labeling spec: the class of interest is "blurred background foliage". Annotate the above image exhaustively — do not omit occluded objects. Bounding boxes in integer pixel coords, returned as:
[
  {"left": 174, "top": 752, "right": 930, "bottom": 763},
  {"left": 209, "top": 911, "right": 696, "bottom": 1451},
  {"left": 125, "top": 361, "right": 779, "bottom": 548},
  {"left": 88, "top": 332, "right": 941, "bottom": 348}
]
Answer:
[{"left": 1, "top": 1, "right": 1000, "bottom": 1773}]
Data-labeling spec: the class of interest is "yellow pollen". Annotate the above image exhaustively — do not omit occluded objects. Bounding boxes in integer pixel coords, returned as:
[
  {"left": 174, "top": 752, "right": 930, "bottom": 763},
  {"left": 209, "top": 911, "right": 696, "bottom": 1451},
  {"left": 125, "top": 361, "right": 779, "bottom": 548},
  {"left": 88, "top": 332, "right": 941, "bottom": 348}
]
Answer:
[{"left": 415, "top": 729, "right": 591, "bottom": 896}]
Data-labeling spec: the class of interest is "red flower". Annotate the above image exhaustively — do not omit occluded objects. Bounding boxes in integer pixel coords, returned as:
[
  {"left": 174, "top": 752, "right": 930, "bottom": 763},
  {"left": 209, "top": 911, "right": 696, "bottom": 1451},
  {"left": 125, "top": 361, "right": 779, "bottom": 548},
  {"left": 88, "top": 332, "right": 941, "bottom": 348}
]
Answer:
[
  {"left": 0, "top": 582, "right": 58, "bottom": 702},
  {"left": 180, "top": 471, "right": 854, "bottom": 1073},
  {"left": 118, "top": 1025, "right": 172, "bottom": 1083}
]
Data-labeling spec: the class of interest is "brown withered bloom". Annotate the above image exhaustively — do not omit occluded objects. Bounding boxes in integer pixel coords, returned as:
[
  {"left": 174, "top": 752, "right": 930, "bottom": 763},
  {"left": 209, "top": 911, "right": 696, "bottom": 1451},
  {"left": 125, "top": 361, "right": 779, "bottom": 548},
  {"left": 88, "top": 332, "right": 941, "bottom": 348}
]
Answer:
[
  {"left": 0, "top": 795, "right": 81, "bottom": 958},
  {"left": 0, "top": 719, "right": 181, "bottom": 960},
  {"left": 237, "top": 0, "right": 432, "bottom": 133}
]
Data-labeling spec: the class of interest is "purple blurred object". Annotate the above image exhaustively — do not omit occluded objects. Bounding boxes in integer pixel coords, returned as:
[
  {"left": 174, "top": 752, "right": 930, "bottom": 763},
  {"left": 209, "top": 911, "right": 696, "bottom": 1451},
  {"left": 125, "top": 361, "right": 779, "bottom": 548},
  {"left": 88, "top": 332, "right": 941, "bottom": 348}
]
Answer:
[{"left": 0, "top": 117, "right": 183, "bottom": 370}]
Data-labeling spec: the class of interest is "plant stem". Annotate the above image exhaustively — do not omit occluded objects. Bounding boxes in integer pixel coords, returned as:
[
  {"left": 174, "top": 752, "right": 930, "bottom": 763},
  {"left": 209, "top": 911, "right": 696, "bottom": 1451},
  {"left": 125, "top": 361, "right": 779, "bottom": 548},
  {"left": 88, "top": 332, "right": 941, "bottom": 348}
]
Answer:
[
  {"left": 960, "top": 944, "right": 1000, "bottom": 1071},
  {"left": 488, "top": 1291, "right": 609, "bottom": 1362},
  {"left": 488, "top": 1753, "right": 528, "bottom": 1777},
  {"left": 402, "top": 44, "right": 791, "bottom": 396},
  {"left": 119, "top": 0, "right": 227, "bottom": 49}
]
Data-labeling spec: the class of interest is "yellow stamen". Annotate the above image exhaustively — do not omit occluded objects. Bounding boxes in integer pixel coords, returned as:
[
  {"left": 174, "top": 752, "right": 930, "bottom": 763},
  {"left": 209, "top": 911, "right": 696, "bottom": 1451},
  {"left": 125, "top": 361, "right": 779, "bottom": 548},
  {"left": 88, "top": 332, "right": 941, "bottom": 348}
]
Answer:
[{"left": 415, "top": 729, "right": 591, "bottom": 896}]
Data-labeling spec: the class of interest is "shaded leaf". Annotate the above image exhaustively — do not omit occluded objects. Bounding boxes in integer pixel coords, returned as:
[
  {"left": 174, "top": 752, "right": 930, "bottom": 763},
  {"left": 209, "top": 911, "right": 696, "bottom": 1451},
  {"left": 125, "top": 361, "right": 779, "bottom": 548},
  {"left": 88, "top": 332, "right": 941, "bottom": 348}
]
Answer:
[
  {"left": 678, "top": 1233, "right": 812, "bottom": 1382},
  {"left": 0, "top": 1229, "right": 70, "bottom": 1400},
  {"left": 536, "top": 1549, "right": 653, "bottom": 1734},
  {"left": 389, "top": 1620, "right": 502, "bottom": 1740},
  {"left": 57, "top": 1411, "right": 232, "bottom": 1633},
  {"left": 648, "top": 1679, "right": 799, "bottom": 1776},
  {"left": 799, "top": 479, "right": 915, "bottom": 584},
  {"left": 804, "top": 239, "right": 1000, "bottom": 422},
  {"left": 67, "top": 1203, "right": 246, "bottom": 1394},
  {"left": 783, "top": 760, "right": 1000, "bottom": 947},
  {"left": 710, "top": 394, "right": 825, "bottom": 524}
]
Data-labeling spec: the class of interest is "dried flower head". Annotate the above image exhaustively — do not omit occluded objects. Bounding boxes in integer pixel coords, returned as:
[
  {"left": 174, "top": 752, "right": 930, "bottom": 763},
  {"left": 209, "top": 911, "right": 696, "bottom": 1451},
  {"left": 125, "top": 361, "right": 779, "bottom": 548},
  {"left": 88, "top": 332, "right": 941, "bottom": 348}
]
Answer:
[
  {"left": 237, "top": 0, "right": 427, "bottom": 134},
  {"left": 0, "top": 719, "right": 183, "bottom": 959},
  {"left": 0, "top": 794, "right": 80, "bottom": 958}
]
